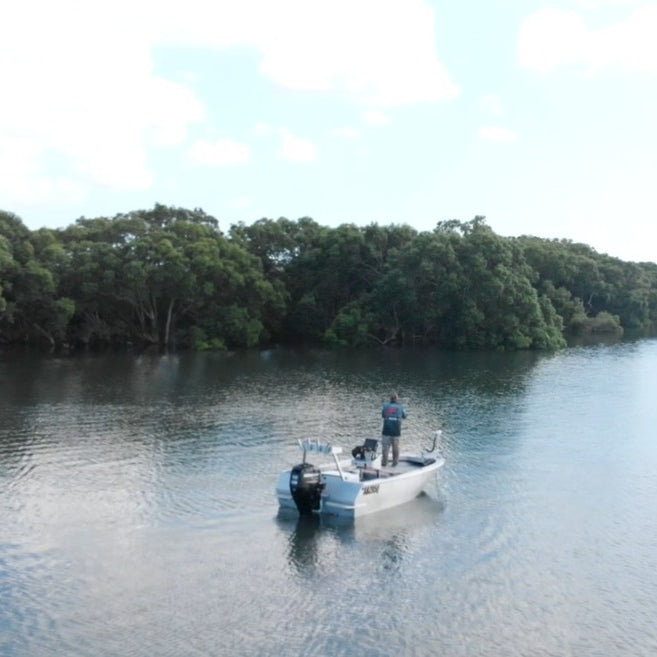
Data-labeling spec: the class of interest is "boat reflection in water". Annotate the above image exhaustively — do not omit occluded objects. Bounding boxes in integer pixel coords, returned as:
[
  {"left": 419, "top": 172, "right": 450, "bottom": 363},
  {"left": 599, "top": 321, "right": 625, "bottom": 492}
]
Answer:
[{"left": 277, "top": 491, "right": 445, "bottom": 577}]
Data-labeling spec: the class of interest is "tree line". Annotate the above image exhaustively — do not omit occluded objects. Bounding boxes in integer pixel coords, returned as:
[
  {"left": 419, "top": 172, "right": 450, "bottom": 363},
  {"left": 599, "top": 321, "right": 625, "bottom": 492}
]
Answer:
[{"left": 1, "top": 205, "right": 656, "bottom": 351}]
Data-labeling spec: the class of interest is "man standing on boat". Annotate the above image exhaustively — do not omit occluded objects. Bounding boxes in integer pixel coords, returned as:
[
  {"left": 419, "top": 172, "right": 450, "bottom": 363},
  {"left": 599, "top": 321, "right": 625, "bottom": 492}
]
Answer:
[{"left": 381, "top": 392, "right": 407, "bottom": 467}]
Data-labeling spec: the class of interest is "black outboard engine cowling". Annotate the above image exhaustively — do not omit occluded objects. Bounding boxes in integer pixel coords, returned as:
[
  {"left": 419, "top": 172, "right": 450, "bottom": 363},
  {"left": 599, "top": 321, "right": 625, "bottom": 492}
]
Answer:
[{"left": 289, "top": 463, "right": 324, "bottom": 514}]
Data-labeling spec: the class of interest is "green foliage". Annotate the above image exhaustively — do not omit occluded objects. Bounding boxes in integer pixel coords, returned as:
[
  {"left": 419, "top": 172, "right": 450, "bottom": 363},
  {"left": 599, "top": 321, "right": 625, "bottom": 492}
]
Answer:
[
  {"left": 325, "top": 304, "right": 373, "bottom": 347},
  {"left": 570, "top": 311, "right": 623, "bottom": 336},
  {"left": 1, "top": 207, "right": 655, "bottom": 350},
  {"left": 519, "top": 235, "right": 657, "bottom": 334},
  {"left": 189, "top": 327, "right": 227, "bottom": 351}
]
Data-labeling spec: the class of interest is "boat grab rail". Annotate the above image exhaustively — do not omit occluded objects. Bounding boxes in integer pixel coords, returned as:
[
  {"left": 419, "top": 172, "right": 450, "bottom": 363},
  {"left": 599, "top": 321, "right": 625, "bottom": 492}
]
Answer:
[
  {"left": 297, "top": 439, "right": 343, "bottom": 455},
  {"left": 298, "top": 439, "right": 347, "bottom": 480}
]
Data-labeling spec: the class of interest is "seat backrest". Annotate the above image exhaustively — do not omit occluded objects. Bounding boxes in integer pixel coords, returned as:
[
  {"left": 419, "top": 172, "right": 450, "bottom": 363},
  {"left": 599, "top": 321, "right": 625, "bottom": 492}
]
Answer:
[{"left": 363, "top": 438, "right": 378, "bottom": 452}]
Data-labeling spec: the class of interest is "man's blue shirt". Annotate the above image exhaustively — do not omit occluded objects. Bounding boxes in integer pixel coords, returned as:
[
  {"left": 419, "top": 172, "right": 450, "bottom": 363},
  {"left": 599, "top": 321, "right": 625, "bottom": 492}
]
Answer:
[{"left": 381, "top": 402, "right": 407, "bottom": 437}]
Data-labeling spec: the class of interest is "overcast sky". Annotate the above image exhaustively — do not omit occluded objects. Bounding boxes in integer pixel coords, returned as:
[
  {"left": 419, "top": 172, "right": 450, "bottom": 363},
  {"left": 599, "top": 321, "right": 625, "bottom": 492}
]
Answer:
[{"left": 2, "top": 0, "right": 656, "bottom": 263}]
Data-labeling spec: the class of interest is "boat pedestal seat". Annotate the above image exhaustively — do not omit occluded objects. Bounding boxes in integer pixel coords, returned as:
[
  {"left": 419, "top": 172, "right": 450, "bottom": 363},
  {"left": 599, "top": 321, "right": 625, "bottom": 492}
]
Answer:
[{"left": 351, "top": 438, "right": 381, "bottom": 468}]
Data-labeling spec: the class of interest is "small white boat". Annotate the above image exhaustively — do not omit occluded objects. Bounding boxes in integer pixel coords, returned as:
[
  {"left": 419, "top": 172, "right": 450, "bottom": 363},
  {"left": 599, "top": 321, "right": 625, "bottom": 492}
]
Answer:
[{"left": 276, "top": 432, "right": 445, "bottom": 520}]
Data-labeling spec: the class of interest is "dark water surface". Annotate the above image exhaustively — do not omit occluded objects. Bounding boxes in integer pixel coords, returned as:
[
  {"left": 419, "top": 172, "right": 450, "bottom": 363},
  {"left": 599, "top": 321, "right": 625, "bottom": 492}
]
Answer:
[{"left": 1, "top": 342, "right": 656, "bottom": 656}]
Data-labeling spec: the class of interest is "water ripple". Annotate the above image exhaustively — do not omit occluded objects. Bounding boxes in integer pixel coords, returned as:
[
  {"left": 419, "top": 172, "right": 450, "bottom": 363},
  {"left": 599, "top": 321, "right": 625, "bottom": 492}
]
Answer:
[{"left": 2, "top": 344, "right": 657, "bottom": 656}]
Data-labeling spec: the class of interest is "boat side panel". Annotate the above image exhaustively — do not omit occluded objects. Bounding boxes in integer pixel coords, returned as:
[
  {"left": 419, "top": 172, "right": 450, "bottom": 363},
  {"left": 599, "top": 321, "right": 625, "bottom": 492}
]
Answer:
[
  {"left": 275, "top": 470, "right": 296, "bottom": 509},
  {"left": 321, "top": 462, "right": 441, "bottom": 519}
]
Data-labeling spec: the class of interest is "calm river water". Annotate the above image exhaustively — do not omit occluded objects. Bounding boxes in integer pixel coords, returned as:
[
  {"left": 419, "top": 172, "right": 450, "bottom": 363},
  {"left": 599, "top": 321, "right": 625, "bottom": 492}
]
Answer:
[{"left": 1, "top": 341, "right": 656, "bottom": 657}]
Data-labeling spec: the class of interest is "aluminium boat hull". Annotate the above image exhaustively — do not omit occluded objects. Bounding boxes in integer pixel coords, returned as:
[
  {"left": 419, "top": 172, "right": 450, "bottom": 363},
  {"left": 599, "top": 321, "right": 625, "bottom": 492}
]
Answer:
[{"left": 276, "top": 454, "right": 444, "bottom": 520}]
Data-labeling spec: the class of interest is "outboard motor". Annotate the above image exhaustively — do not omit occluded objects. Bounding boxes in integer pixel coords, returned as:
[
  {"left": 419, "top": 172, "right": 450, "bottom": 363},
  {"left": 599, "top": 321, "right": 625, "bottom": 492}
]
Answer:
[{"left": 289, "top": 463, "right": 324, "bottom": 514}]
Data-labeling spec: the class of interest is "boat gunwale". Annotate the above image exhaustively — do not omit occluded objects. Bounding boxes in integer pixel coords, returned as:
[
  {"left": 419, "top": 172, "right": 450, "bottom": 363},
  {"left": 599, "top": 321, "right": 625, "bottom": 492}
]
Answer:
[{"left": 319, "top": 455, "right": 444, "bottom": 485}]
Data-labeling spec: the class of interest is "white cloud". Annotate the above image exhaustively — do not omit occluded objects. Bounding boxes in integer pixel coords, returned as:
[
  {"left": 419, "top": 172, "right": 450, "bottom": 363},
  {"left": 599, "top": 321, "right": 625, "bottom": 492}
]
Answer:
[
  {"left": 0, "top": 0, "right": 205, "bottom": 205},
  {"left": 151, "top": 0, "right": 460, "bottom": 106},
  {"left": 0, "top": 150, "right": 84, "bottom": 207},
  {"left": 573, "top": 0, "right": 634, "bottom": 7},
  {"left": 279, "top": 130, "right": 317, "bottom": 162},
  {"left": 519, "top": 5, "right": 657, "bottom": 73},
  {"left": 479, "top": 126, "right": 518, "bottom": 142},
  {"left": 146, "top": 79, "right": 207, "bottom": 148},
  {"left": 363, "top": 110, "right": 391, "bottom": 126},
  {"left": 0, "top": 0, "right": 456, "bottom": 211},
  {"left": 188, "top": 139, "right": 251, "bottom": 166}
]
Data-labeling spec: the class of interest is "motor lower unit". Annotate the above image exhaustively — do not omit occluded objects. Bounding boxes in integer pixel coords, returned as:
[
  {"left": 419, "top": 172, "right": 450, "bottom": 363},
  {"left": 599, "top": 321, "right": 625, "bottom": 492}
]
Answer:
[{"left": 289, "top": 463, "right": 324, "bottom": 514}]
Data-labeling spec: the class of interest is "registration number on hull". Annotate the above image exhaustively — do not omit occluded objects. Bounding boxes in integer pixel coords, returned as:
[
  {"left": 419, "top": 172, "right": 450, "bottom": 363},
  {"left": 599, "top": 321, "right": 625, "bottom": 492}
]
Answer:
[{"left": 363, "top": 484, "right": 380, "bottom": 495}]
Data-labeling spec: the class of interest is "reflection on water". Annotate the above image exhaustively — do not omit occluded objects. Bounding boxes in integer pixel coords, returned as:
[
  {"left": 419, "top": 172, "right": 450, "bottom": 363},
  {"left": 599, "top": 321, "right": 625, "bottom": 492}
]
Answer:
[
  {"left": 286, "top": 514, "right": 322, "bottom": 575},
  {"left": 279, "top": 494, "right": 447, "bottom": 582},
  {"left": 1, "top": 342, "right": 657, "bottom": 657}
]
